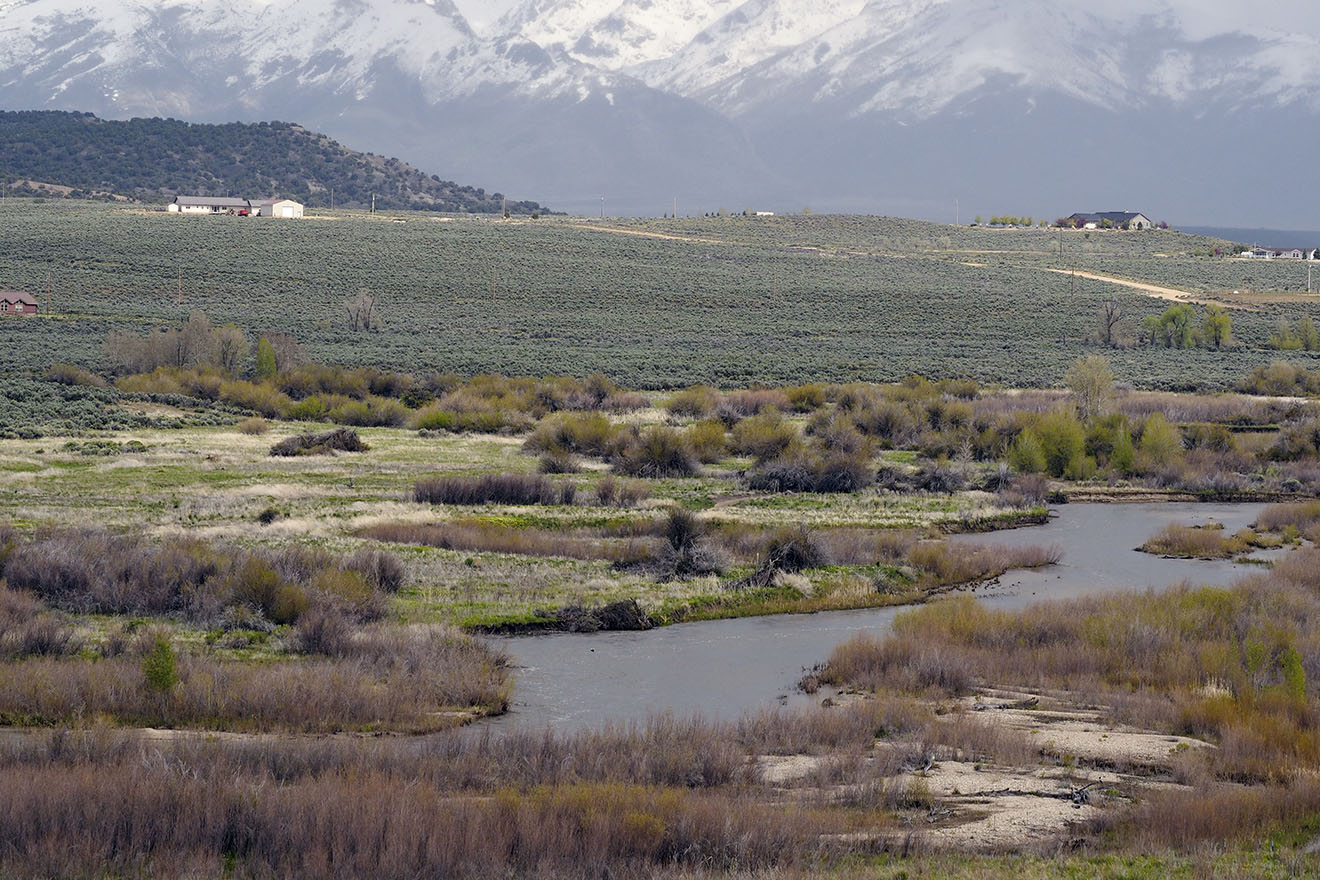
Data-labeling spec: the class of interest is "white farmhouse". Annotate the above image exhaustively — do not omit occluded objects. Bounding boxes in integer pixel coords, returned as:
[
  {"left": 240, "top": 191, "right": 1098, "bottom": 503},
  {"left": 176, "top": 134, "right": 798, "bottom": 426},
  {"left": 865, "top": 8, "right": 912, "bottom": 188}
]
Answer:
[{"left": 168, "top": 196, "right": 252, "bottom": 214}]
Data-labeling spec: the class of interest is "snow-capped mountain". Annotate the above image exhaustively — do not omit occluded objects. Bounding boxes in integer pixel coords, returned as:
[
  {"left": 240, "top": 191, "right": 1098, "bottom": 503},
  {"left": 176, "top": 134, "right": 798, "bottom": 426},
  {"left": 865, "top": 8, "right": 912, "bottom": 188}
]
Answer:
[{"left": 2, "top": 0, "right": 1319, "bottom": 224}]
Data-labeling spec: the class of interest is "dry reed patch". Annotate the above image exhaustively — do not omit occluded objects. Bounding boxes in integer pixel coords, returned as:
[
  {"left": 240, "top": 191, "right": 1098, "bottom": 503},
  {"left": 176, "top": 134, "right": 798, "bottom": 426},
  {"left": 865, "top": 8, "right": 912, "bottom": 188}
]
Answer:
[
  {"left": 362, "top": 520, "right": 660, "bottom": 565},
  {"left": 1139, "top": 523, "right": 1250, "bottom": 559},
  {"left": 1255, "top": 500, "right": 1320, "bottom": 533}
]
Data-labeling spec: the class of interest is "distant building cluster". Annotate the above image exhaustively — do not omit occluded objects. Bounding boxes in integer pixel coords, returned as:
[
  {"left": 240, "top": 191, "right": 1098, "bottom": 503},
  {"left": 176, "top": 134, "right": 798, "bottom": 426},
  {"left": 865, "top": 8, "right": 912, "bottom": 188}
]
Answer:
[
  {"left": 167, "top": 196, "right": 304, "bottom": 218},
  {"left": 1240, "top": 246, "right": 1317, "bottom": 261},
  {"left": 1064, "top": 211, "right": 1153, "bottom": 231}
]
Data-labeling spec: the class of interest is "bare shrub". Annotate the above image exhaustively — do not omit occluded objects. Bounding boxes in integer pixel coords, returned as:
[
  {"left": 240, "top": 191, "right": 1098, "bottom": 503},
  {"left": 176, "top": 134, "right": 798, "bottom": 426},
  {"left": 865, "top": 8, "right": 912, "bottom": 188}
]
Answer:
[
  {"left": 611, "top": 426, "right": 698, "bottom": 478},
  {"left": 293, "top": 604, "right": 354, "bottom": 656},
  {"left": 44, "top": 363, "right": 108, "bottom": 388},
  {"left": 270, "top": 428, "right": 368, "bottom": 457},
  {"left": 345, "top": 548, "right": 406, "bottom": 593},
  {"left": 236, "top": 416, "right": 269, "bottom": 435},
  {"left": 0, "top": 625, "right": 509, "bottom": 732},
  {"left": 524, "top": 411, "right": 620, "bottom": 456},
  {"left": 657, "top": 509, "right": 727, "bottom": 579},
  {"left": 537, "top": 450, "right": 581, "bottom": 474},
  {"left": 759, "top": 526, "right": 830, "bottom": 573},
  {"left": 719, "top": 388, "right": 791, "bottom": 419},
  {"left": 664, "top": 385, "right": 720, "bottom": 418},
  {"left": 0, "top": 584, "right": 81, "bottom": 658},
  {"left": 729, "top": 410, "right": 798, "bottom": 461}
]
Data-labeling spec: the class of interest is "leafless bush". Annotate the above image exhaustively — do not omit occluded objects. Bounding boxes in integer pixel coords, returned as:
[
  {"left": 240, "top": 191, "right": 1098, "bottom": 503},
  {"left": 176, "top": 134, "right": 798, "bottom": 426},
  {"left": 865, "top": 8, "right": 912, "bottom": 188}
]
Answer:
[
  {"left": 345, "top": 548, "right": 406, "bottom": 593},
  {"left": 719, "top": 388, "right": 791, "bottom": 419},
  {"left": 656, "top": 509, "right": 727, "bottom": 579},
  {"left": 538, "top": 450, "right": 581, "bottom": 473},
  {"left": 270, "top": 427, "right": 368, "bottom": 456},
  {"left": 611, "top": 426, "right": 699, "bottom": 478},
  {"left": 0, "top": 584, "right": 81, "bottom": 658}
]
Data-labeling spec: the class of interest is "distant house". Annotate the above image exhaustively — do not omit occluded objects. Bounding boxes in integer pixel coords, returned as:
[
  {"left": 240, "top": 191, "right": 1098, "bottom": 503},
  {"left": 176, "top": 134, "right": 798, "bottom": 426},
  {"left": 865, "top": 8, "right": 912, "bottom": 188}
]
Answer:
[
  {"left": 1066, "top": 211, "right": 1154, "bottom": 231},
  {"left": 0, "top": 291, "right": 38, "bottom": 316},
  {"left": 1242, "top": 246, "right": 1315, "bottom": 260},
  {"left": 255, "top": 199, "right": 305, "bottom": 219},
  {"left": 168, "top": 196, "right": 253, "bottom": 215}
]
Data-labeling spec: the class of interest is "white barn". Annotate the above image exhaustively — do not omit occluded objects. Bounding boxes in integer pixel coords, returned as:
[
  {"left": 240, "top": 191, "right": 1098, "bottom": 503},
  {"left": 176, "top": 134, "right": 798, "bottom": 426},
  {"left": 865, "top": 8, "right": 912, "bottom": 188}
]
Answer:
[{"left": 256, "top": 199, "right": 305, "bottom": 218}]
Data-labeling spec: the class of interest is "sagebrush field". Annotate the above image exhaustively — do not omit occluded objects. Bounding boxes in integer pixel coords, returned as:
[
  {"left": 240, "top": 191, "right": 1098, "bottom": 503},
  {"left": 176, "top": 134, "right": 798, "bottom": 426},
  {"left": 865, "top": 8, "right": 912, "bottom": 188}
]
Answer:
[{"left": 2, "top": 200, "right": 1319, "bottom": 388}]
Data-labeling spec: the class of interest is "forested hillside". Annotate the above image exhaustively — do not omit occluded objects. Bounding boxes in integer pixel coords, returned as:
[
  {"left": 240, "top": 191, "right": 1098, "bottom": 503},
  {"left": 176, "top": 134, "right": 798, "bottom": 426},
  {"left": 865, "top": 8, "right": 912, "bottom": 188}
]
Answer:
[{"left": 0, "top": 111, "right": 547, "bottom": 214}]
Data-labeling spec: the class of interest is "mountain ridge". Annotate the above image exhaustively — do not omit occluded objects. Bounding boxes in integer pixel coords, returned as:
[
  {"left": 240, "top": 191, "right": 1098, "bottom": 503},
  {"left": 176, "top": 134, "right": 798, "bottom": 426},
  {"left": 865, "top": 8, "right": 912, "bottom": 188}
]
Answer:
[
  {"left": 1, "top": 0, "right": 1318, "bottom": 223},
  {"left": 0, "top": 110, "right": 549, "bottom": 213}
]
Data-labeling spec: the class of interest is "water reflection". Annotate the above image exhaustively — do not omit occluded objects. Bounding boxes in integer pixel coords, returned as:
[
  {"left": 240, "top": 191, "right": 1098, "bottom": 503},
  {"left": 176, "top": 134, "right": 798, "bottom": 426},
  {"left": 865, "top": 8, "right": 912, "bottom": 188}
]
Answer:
[{"left": 484, "top": 502, "right": 1268, "bottom": 732}]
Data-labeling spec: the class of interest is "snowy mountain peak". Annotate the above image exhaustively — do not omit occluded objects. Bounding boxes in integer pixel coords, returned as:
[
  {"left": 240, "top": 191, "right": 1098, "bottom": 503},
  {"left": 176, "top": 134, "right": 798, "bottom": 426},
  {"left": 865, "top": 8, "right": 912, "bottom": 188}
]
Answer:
[{"left": 2, "top": 0, "right": 1320, "bottom": 224}]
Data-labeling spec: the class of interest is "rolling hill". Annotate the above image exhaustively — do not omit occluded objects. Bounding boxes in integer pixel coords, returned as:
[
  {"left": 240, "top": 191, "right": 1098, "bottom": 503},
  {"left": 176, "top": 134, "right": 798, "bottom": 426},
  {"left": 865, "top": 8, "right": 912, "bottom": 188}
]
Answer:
[{"left": 0, "top": 111, "right": 548, "bottom": 214}]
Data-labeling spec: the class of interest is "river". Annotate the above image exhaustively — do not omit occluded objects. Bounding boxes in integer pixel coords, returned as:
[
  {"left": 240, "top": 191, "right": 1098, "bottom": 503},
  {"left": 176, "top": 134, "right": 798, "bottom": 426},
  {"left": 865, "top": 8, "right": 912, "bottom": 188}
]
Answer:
[{"left": 482, "top": 502, "right": 1270, "bottom": 732}]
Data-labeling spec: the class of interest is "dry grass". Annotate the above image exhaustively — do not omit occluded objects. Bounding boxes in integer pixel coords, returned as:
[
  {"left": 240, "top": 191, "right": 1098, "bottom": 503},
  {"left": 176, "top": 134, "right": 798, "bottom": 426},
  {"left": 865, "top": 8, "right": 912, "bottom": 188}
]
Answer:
[
  {"left": 906, "top": 542, "right": 1060, "bottom": 588},
  {"left": 0, "top": 706, "right": 923, "bottom": 878},
  {"left": 0, "top": 624, "right": 509, "bottom": 732},
  {"left": 823, "top": 551, "right": 1320, "bottom": 783},
  {"left": 1255, "top": 500, "right": 1320, "bottom": 533},
  {"left": 414, "top": 473, "right": 577, "bottom": 506},
  {"left": 1, "top": 529, "right": 399, "bottom": 624}
]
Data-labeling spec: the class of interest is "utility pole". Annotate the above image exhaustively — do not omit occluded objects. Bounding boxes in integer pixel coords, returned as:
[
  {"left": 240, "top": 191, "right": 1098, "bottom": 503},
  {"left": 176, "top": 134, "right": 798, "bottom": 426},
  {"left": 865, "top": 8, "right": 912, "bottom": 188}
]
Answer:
[
  {"left": 330, "top": 188, "right": 334, "bottom": 211},
  {"left": 955, "top": 198, "right": 960, "bottom": 226},
  {"left": 673, "top": 195, "right": 677, "bottom": 219},
  {"left": 600, "top": 195, "right": 604, "bottom": 219},
  {"left": 371, "top": 193, "right": 375, "bottom": 214}
]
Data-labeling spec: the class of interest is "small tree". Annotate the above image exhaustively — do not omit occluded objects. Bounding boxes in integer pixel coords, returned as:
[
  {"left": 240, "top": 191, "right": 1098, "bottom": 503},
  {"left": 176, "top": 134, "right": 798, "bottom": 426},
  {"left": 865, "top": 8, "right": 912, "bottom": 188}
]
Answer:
[
  {"left": 1008, "top": 429, "right": 1046, "bottom": 474},
  {"left": 345, "top": 289, "right": 379, "bottom": 331},
  {"left": 1065, "top": 355, "right": 1114, "bottom": 422},
  {"left": 1269, "top": 319, "right": 1302, "bottom": 351},
  {"left": 142, "top": 634, "right": 179, "bottom": 695},
  {"left": 1201, "top": 305, "right": 1233, "bottom": 349},
  {"left": 214, "top": 323, "right": 249, "bottom": 376},
  {"left": 1097, "top": 296, "right": 1125, "bottom": 347},
  {"left": 1156, "top": 304, "right": 1198, "bottom": 348},
  {"left": 1136, "top": 413, "right": 1183, "bottom": 473},
  {"left": 1299, "top": 315, "right": 1320, "bottom": 351},
  {"left": 254, "top": 336, "right": 278, "bottom": 379},
  {"left": 1034, "top": 409, "right": 1087, "bottom": 478}
]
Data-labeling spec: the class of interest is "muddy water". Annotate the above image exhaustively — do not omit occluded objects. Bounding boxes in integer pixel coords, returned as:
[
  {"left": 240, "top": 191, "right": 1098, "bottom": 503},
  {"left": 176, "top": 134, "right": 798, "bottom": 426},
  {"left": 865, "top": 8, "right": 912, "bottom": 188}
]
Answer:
[{"left": 484, "top": 502, "right": 1269, "bottom": 733}]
